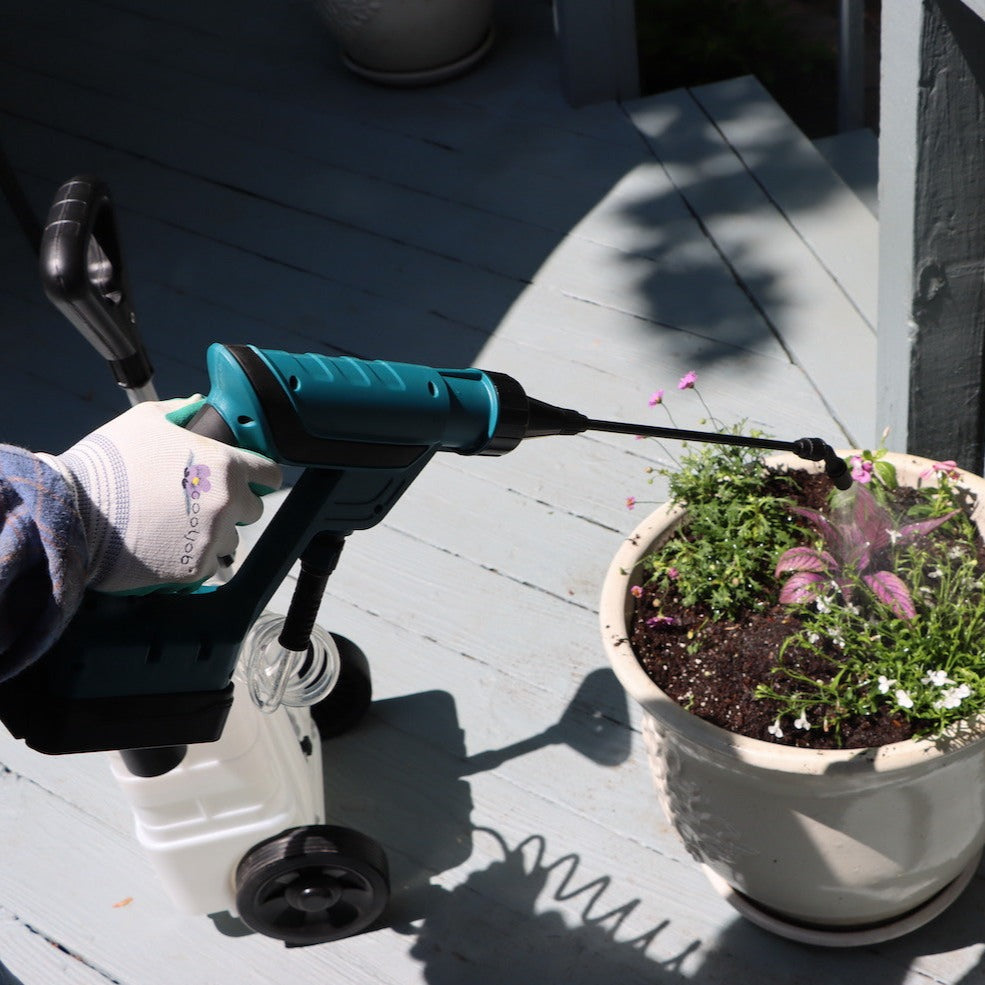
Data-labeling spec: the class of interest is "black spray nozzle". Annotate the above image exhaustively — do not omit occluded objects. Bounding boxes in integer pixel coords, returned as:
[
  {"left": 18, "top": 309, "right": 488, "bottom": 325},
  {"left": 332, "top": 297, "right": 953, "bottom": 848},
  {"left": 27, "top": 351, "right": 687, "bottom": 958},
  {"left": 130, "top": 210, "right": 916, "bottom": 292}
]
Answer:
[
  {"left": 483, "top": 375, "right": 853, "bottom": 488},
  {"left": 481, "top": 373, "right": 590, "bottom": 454},
  {"left": 791, "top": 437, "right": 853, "bottom": 490}
]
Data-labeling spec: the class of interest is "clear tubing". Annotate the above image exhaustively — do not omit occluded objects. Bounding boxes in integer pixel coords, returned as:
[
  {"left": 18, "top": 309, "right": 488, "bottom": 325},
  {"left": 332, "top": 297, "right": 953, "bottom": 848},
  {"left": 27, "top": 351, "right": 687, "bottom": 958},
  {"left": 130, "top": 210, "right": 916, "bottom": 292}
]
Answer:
[{"left": 238, "top": 612, "right": 341, "bottom": 713}]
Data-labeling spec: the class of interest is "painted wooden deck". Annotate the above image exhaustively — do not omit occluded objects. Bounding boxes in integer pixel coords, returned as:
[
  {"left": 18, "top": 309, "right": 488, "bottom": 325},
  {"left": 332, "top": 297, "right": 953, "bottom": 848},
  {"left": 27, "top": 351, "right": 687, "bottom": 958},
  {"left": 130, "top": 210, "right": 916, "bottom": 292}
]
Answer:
[{"left": 1, "top": 1, "right": 979, "bottom": 983}]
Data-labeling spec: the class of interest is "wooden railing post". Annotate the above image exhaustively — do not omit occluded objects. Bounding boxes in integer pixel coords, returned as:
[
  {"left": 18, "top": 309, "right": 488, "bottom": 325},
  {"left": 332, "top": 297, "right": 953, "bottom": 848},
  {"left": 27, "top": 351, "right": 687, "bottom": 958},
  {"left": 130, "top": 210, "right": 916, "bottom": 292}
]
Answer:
[
  {"left": 553, "top": 0, "right": 640, "bottom": 106},
  {"left": 878, "top": 0, "right": 985, "bottom": 471},
  {"left": 838, "top": 0, "right": 866, "bottom": 131}
]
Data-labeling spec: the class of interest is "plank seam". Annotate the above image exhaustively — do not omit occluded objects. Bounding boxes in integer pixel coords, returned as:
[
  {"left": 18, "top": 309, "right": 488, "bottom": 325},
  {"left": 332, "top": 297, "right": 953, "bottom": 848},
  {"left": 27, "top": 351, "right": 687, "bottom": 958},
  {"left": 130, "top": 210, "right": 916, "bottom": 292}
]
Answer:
[
  {"left": 688, "top": 84, "right": 876, "bottom": 334},
  {"left": 619, "top": 93, "right": 858, "bottom": 446},
  {"left": 0, "top": 904, "right": 125, "bottom": 985},
  {"left": 616, "top": 98, "right": 796, "bottom": 367}
]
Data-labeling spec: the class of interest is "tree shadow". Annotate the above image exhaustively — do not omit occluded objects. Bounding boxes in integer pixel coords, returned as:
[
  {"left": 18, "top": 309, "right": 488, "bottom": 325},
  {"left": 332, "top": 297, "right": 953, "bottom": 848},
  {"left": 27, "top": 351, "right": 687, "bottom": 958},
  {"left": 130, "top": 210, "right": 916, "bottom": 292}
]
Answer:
[{"left": 0, "top": 0, "right": 854, "bottom": 455}]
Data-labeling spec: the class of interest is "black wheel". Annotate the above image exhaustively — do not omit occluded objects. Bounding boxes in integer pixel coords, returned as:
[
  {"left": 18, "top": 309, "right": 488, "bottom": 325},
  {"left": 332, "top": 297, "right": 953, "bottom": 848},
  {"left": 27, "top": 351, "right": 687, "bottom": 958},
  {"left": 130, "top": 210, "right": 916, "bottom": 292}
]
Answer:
[
  {"left": 310, "top": 634, "right": 372, "bottom": 738},
  {"left": 235, "top": 825, "right": 389, "bottom": 945}
]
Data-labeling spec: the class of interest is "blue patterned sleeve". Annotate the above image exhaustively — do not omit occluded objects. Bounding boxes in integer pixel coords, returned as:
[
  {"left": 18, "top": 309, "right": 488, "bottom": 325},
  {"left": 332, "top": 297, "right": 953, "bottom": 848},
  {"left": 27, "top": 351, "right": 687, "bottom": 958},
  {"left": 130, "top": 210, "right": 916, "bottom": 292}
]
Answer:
[{"left": 0, "top": 446, "right": 87, "bottom": 682}]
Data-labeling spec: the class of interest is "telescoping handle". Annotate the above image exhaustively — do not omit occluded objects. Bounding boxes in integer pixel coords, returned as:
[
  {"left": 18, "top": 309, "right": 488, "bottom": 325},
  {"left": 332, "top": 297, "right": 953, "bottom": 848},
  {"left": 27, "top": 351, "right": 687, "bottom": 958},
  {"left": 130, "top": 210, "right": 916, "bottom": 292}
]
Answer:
[{"left": 39, "top": 175, "right": 156, "bottom": 404}]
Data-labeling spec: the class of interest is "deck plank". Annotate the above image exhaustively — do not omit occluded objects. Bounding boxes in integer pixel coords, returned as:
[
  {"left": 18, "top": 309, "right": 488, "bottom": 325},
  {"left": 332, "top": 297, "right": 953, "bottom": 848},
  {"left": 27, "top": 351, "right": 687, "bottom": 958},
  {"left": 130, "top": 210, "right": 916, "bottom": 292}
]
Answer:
[
  {"left": 0, "top": 908, "right": 113, "bottom": 984},
  {"left": 691, "top": 76, "right": 880, "bottom": 328},
  {"left": 625, "top": 87, "right": 877, "bottom": 447}
]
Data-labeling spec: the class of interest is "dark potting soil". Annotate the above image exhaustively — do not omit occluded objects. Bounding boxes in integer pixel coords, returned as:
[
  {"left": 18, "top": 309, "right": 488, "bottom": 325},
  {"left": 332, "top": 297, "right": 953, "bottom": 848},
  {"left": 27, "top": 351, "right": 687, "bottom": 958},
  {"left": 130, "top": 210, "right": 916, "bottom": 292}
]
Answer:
[{"left": 629, "top": 471, "right": 942, "bottom": 750}]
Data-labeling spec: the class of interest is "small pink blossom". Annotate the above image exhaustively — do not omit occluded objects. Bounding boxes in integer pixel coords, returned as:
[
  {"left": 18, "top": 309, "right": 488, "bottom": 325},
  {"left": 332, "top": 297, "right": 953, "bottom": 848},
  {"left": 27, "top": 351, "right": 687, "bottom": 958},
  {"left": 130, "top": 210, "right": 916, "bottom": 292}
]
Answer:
[
  {"left": 646, "top": 615, "right": 679, "bottom": 628},
  {"left": 630, "top": 585, "right": 643, "bottom": 598},
  {"left": 921, "top": 460, "right": 960, "bottom": 480},
  {"left": 626, "top": 496, "right": 636, "bottom": 510},
  {"left": 666, "top": 567, "right": 679, "bottom": 580},
  {"left": 677, "top": 371, "right": 697, "bottom": 390},
  {"left": 648, "top": 389, "right": 664, "bottom": 407},
  {"left": 850, "top": 456, "right": 873, "bottom": 484}
]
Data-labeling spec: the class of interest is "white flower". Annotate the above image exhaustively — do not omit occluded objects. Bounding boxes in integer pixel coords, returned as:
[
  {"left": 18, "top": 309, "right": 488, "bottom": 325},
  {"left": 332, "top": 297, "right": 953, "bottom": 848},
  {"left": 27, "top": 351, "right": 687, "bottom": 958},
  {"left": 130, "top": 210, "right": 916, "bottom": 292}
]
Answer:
[
  {"left": 922, "top": 669, "right": 955, "bottom": 687},
  {"left": 877, "top": 675, "right": 895, "bottom": 694},
  {"left": 934, "top": 684, "right": 972, "bottom": 710},
  {"left": 794, "top": 712, "right": 811, "bottom": 731},
  {"left": 895, "top": 689, "right": 914, "bottom": 709},
  {"left": 807, "top": 632, "right": 820, "bottom": 644},
  {"left": 928, "top": 567, "right": 943, "bottom": 580},
  {"left": 887, "top": 528, "right": 900, "bottom": 546},
  {"left": 767, "top": 718, "right": 784, "bottom": 739},
  {"left": 815, "top": 597, "right": 830, "bottom": 614}
]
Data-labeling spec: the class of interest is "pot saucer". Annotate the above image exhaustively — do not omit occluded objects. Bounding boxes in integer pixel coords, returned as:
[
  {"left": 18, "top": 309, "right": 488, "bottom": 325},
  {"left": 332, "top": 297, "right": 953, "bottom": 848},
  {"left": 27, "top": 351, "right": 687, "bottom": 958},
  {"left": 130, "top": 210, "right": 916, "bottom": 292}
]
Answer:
[
  {"left": 342, "top": 28, "right": 495, "bottom": 87},
  {"left": 702, "top": 853, "right": 981, "bottom": 947}
]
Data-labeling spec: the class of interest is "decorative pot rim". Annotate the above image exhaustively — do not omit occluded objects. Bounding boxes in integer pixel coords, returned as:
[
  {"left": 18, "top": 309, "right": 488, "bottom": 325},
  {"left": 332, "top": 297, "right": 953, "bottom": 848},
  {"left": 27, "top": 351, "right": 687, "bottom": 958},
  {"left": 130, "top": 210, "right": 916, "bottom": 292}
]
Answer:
[{"left": 600, "top": 450, "right": 985, "bottom": 773}]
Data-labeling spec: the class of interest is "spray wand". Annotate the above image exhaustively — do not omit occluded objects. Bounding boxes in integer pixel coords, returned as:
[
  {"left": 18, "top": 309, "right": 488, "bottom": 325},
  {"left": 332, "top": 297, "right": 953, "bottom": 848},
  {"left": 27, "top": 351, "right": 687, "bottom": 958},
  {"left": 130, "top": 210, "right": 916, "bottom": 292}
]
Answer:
[{"left": 486, "top": 381, "right": 854, "bottom": 490}]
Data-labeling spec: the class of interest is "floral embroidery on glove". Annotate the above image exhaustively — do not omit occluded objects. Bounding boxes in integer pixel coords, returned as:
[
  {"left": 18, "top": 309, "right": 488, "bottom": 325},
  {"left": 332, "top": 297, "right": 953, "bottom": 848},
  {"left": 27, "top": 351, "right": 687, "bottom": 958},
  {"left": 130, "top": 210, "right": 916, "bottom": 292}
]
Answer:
[{"left": 182, "top": 457, "right": 212, "bottom": 513}]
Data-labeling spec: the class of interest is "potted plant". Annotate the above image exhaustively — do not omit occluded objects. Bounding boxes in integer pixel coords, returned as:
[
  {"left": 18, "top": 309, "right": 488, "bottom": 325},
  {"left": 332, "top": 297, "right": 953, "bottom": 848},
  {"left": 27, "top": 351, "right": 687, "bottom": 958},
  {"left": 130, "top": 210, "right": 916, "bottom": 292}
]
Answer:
[
  {"left": 312, "top": 0, "right": 495, "bottom": 86},
  {"left": 600, "top": 373, "right": 985, "bottom": 946}
]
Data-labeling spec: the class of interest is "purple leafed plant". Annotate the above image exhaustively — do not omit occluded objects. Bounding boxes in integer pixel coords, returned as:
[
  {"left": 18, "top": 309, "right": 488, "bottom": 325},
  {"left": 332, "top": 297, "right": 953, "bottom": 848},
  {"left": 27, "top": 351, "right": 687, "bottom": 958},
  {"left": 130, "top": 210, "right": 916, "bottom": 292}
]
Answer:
[{"left": 774, "top": 485, "right": 958, "bottom": 620}]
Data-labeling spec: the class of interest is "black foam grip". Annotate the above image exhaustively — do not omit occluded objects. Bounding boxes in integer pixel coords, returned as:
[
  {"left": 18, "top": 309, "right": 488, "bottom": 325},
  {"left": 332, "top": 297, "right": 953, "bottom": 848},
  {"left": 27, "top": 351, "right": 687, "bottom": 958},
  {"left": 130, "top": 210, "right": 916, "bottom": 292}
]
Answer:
[{"left": 186, "top": 403, "right": 237, "bottom": 445}]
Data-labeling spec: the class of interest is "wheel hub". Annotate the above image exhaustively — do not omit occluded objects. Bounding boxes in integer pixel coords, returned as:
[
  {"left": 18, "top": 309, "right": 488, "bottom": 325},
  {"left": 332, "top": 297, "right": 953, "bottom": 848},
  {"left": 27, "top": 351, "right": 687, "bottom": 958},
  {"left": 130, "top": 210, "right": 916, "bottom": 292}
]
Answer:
[{"left": 285, "top": 875, "right": 343, "bottom": 912}]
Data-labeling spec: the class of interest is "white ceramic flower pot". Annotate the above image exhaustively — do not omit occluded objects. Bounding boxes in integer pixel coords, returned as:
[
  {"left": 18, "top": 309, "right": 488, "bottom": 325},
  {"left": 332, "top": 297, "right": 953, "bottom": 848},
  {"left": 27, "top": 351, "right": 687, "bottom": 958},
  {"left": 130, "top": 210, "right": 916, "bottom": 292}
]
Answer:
[
  {"left": 313, "top": 0, "right": 495, "bottom": 85},
  {"left": 600, "top": 452, "right": 985, "bottom": 945}
]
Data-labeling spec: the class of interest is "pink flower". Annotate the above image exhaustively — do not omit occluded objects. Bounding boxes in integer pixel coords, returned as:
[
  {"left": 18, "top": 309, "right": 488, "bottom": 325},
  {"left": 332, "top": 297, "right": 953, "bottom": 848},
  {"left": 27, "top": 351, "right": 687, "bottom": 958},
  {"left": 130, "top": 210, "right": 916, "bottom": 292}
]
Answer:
[
  {"left": 646, "top": 615, "right": 679, "bottom": 628},
  {"left": 677, "top": 371, "right": 697, "bottom": 390},
  {"left": 630, "top": 585, "right": 643, "bottom": 598},
  {"left": 648, "top": 389, "right": 664, "bottom": 407},
  {"left": 850, "top": 456, "right": 873, "bottom": 484},
  {"left": 666, "top": 567, "right": 679, "bottom": 580},
  {"left": 921, "top": 460, "right": 960, "bottom": 480},
  {"left": 626, "top": 496, "right": 636, "bottom": 510}
]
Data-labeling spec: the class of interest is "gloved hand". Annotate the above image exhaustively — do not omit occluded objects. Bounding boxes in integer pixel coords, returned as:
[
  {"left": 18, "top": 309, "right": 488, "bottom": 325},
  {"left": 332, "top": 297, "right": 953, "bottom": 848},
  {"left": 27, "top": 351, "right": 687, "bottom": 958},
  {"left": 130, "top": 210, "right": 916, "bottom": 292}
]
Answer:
[{"left": 38, "top": 397, "right": 282, "bottom": 594}]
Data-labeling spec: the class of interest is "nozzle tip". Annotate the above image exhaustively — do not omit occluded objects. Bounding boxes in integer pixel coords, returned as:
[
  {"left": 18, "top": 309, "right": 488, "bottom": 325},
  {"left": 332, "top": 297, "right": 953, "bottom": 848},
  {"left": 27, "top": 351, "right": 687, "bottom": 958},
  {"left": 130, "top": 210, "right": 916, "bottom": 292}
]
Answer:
[{"left": 824, "top": 454, "right": 853, "bottom": 490}]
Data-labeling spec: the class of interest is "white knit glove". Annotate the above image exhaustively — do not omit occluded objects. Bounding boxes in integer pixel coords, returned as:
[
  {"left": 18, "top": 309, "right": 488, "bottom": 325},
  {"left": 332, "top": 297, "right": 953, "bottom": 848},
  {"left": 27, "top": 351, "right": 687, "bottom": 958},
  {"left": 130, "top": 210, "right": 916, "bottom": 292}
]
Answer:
[{"left": 38, "top": 397, "right": 282, "bottom": 594}]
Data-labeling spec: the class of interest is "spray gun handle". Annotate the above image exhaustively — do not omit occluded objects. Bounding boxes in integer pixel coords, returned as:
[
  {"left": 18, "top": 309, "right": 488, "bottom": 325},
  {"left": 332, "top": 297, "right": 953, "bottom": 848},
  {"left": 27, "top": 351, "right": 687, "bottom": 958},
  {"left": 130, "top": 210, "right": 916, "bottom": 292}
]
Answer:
[{"left": 39, "top": 176, "right": 155, "bottom": 401}]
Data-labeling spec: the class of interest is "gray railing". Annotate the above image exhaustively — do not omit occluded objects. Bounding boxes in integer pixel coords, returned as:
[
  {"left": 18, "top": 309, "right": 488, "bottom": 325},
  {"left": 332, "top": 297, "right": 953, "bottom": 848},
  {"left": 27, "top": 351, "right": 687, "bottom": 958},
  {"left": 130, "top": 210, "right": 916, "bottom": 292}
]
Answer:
[
  {"left": 877, "top": 0, "right": 985, "bottom": 471},
  {"left": 838, "top": 0, "right": 866, "bottom": 131}
]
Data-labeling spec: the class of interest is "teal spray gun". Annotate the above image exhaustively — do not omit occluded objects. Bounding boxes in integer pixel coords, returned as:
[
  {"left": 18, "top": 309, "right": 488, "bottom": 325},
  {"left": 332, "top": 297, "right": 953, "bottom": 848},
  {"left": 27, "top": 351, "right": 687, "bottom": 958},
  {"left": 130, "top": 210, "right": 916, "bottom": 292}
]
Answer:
[{"left": 0, "top": 177, "right": 852, "bottom": 945}]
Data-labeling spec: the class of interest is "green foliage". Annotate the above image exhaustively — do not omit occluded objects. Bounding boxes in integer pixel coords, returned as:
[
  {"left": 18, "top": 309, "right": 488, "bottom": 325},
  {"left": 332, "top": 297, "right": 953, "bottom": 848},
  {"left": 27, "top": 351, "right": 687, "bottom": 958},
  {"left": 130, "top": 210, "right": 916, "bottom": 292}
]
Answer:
[
  {"left": 642, "top": 431, "right": 800, "bottom": 620},
  {"left": 633, "top": 409, "right": 985, "bottom": 743},
  {"left": 634, "top": 0, "right": 837, "bottom": 136},
  {"left": 756, "top": 457, "right": 985, "bottom": 739}
]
